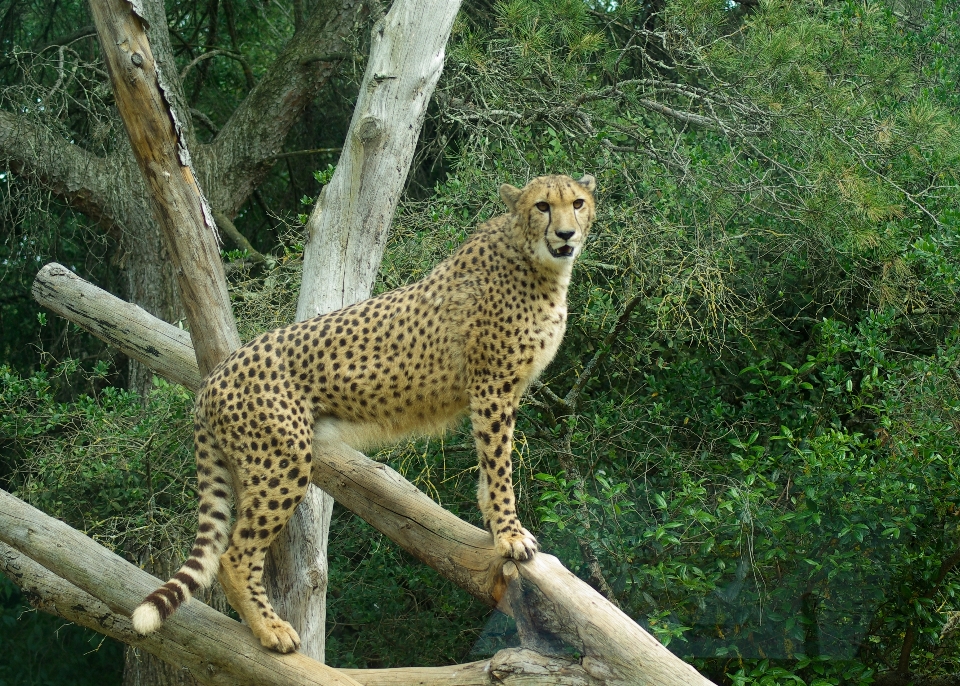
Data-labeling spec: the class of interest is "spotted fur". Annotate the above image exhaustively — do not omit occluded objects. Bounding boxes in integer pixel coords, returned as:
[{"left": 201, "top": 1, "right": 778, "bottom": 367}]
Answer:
[{"left": 131, "top": 174, "right": 597, "bottom": 652}]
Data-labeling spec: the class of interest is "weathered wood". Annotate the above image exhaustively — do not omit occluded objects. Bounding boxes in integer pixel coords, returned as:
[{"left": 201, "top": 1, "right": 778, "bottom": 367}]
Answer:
[
  {"left": 312, "top": 444, "right": 717, "bottom": 686},
  {"left": 297, "top": 0, "right": 462, "bottom": 318},
  {"left": 32, "top": 263, "right": 203, "bottom": 391},
  {"left": 0, "top": 490, "right": 361, "bottom": 686},
  {"left": 89, "top": 0, "right": 239, "bottom": 375},
  {"left": 90, "top": 2, "right": 242, "bottom": 682}
]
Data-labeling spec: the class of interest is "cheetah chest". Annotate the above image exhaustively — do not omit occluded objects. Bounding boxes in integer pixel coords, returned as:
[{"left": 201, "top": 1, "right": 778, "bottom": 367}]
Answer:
[{"left": 525, "top": 302, "right": 568, "bottom": 382}]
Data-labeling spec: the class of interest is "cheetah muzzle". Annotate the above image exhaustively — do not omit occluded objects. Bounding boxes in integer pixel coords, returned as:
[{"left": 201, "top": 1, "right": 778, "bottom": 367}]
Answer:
[{"left": 131, "top": 173, "right": 597, "bottom": 652}]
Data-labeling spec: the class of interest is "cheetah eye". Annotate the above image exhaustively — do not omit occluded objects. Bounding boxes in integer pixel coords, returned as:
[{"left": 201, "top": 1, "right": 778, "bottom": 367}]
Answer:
[
  {"left": 535, "top": 202, "right": 549, "bottom": 213},
  {"left": 573, "top": 199, "right": 584, "bottom": 210}
]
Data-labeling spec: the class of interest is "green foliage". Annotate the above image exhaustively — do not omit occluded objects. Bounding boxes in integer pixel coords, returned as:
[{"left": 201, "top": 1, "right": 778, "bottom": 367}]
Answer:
[
  {"left": 0, "top": 573, "right": 123, "bottom": 686},
  {"left": 325, "top": 508, "right": 493, "bottom": 667},
  {"left": 0, "top": 362, "right": 197, "bottom": 558}
]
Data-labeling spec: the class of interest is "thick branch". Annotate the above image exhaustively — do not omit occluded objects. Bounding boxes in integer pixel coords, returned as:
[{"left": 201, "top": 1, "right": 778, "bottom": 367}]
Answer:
[
  {"left": 343, "top": 649, "right": 599, "bottom": 685},
  {"left": 310, "top": 442, "right": 715, "bottom": 684},
  {"left": 310, "top": 439, "right": 501, "bottom": 604},
  {"left": 0, "top": 110, "right": 119, "bottom": 231},
  {"left": 33, "top": 263, "right": 203, "bottom": 390},
  {"left": 202, "top": 0, "right": 365, "bottom": 215}
]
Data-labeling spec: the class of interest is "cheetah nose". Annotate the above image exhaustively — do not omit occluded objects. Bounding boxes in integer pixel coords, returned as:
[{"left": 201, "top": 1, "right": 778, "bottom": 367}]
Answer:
[{"left": 555, "top": 230, "right": 575, "bottom": 241}]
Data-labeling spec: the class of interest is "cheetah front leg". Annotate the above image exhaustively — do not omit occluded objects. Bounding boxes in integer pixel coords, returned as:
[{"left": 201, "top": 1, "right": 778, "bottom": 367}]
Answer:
[{"left": 470, "top": 393, "right": 538, "bottom": 560}]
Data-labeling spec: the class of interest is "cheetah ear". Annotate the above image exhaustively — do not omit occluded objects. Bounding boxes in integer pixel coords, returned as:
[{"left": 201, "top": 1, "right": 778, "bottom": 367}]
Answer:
[
  {"left": 499, "top": 183, "right": 522, "bottom": 213},
  {"left": 577, "top": 174, "right": 596, "bottom": 193}
]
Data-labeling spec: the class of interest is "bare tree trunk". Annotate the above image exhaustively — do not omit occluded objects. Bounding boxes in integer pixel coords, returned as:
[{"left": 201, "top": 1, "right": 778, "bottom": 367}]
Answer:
[
  {"left": 103, "top": 1, "right": 210, "bottom": 679},
  {"left": 90, "top": 0, "right": 239, "bottom": 370},
  {"left": 265, "top": 0, "right": 463, "bottom": 662},
  {"left": 296, "top": 0, "right": 460, "bottom": 318}
]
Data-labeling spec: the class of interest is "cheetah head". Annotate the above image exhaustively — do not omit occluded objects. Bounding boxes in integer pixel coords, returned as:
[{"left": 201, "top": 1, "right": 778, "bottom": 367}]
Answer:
[{"left": 500, "top": 174, "right": 596, "bottom": 268}]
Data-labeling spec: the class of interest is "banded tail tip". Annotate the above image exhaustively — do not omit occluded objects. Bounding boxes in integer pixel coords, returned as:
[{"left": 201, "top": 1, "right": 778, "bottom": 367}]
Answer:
[{"left": 131, "top": 602, "right": 163, "bottom": 635}]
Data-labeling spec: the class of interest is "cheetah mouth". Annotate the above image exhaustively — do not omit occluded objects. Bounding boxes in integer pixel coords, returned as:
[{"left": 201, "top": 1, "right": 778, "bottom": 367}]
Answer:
[{"left": 549, "top": 244, "right": 576, "bottom": 258}]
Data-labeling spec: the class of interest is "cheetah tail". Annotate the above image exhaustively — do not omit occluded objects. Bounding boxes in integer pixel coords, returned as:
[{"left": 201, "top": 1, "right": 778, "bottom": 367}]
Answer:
[{"left": 131, "top": 447, "right": 233, "bottom": 635}]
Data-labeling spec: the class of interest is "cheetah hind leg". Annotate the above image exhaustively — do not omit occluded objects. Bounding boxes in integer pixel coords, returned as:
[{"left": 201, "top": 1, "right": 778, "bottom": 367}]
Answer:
[
  {"left": 217, "top": 489, "right": 306, "bottom": 653},
  {"left": 217, "top": 543, "right": 300, "bottom": 653}
]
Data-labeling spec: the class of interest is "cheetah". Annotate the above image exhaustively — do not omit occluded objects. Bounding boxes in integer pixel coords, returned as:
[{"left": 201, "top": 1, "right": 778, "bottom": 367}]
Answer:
[{"left": 131, "top": 173, "right": 597, "bottom": 652}]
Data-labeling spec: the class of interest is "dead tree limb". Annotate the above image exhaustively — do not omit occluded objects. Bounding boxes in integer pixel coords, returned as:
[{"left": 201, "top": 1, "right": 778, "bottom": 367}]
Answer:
[
  {"left": 297, "top": 0, "right": 462, "bottom": 318},
  {"left": 89, "top": 0, "right": 239, "bottom": 374},
  {"left": 32, "top": 262, "right": 203, "bottom": 391},
  {"left": 312, "top": 445, "right": 715, "bottom": 685}
]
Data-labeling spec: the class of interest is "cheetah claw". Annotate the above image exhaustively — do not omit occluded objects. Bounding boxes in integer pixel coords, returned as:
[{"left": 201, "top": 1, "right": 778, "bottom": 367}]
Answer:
[
  {"left": 254, "top": 618, "right": 301, "bottom": 654},
  {"left": 495, "top": 528, "right": 539, "bottom": 561}
]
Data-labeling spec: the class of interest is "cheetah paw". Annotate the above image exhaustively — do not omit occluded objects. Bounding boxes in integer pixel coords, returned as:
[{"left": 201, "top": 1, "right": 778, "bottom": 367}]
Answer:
[
  {"left": 495, "top": 527, "right": 539, "bottom": 561},
  {"left": 254, "top": 618, "right": 301, "bottom": 654}
]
